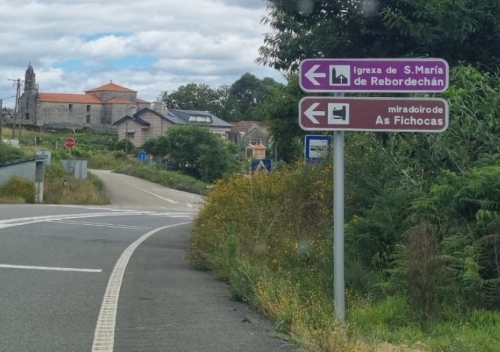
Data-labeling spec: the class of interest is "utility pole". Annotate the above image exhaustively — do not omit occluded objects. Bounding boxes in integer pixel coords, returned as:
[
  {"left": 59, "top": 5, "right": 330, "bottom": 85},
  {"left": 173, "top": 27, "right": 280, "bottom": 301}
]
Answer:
[
  {"left": 8, "top": 78, "right": 23, "bottom": 140},
  {"left": 125, "top": 121, "right": 129, "bottom": 154}
]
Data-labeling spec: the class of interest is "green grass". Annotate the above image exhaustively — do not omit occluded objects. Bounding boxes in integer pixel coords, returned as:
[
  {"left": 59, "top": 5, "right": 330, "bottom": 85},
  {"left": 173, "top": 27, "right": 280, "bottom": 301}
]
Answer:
[
  {"left": 114, "top": 164, "right": 209, "bottom": 195},
  {"left": 2, "top": 127, "right": 118, "bottom": 152},
  {"left": 349, "top": 296, "right": 500, "bottom": 352},
  {"left": 43, "top": 163, "right": 109, "bottom": 205}
]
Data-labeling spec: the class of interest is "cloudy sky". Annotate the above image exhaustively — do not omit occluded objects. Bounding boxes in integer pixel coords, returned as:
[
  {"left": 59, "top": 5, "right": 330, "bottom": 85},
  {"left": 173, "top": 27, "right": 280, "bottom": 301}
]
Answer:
[{"left": 0, "top": 0, "right": 285, "bottom": 107}]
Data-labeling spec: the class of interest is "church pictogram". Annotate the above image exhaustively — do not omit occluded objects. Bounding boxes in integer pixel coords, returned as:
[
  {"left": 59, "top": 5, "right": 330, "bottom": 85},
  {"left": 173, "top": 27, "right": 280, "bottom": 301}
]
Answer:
[{"left": 329, "top": 65, "right": 351, "bottom": 86}]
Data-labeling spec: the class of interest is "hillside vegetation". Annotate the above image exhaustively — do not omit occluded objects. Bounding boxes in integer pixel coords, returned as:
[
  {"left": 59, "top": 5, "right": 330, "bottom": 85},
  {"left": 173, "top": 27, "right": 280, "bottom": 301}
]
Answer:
[{"left": 187, "top": 65, "right": 500, "bottom": 351}]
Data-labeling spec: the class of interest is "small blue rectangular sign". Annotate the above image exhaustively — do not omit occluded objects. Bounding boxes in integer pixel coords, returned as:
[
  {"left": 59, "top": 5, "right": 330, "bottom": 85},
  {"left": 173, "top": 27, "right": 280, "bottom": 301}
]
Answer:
[
  {"left": 138, "top": 151, "right": 147, "bottom": 161},
  {"left": 305, "top": 135, "right": 332, "bottom": 162}
]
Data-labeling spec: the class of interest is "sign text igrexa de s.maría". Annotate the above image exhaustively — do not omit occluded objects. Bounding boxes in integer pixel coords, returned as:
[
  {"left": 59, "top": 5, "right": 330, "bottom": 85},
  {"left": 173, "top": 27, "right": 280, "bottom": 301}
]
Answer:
[{"left": 300, "top": 58, "right": 449, "bottom": 93}]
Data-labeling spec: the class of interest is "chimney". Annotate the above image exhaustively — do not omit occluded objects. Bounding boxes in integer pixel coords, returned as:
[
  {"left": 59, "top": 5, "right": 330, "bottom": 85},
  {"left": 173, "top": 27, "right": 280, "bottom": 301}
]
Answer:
[{"left": 153, "top": 101, "right": 165, "bottom": 114}]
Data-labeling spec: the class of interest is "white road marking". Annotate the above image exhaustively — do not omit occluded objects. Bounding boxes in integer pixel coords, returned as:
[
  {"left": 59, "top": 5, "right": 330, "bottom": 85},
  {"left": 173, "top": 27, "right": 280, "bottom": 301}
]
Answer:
[
  {"left": 49, "top": 220, "right": 152, "bottom": 230},
  {"left": 0, "top": 211, "right": 192, "bottom": 229},
  {"left": 122, "top": 181, "right": 180, "bottom": 204},
  {"left": 91, "top": 222, "right": 190, "bottom": 352},
  {"left": 0, "top": 264, "right": 102, "bottom": 273}
]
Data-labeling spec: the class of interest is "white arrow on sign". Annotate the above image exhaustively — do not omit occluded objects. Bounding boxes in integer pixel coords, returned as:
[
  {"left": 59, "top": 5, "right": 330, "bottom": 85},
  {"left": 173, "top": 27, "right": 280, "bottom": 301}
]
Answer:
[
  {"left": 305, "top": 64, "right": 326, "bottom": 86},
  {"left": 304, "top": 103, "right": 324, "bottom": 124}
]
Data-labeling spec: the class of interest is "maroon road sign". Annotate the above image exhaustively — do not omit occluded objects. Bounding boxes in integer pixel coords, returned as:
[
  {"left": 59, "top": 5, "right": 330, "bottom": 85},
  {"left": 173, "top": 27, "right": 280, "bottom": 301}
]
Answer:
[
  {"left": 64, "top": 137, "right": 76, "bottom": 149},
  {"left": 299, "top": 97, "right": 449, "bottom": 132},
  {"left": 299, "top": 58, "right": 449, "bottom": 93}
]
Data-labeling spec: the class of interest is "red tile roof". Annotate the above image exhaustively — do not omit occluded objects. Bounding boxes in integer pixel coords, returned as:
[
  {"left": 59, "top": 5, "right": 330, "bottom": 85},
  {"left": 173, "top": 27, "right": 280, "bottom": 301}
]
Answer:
[
  {"left": 250, "top": 144, "right": 266, "bottom": 150},
  {"left": 85, "top": 82, "right": 137, "bottom": 93},
  {"left": 37, "top": 92, "right": 103, "bottom": 104},
  {"left": 136, "top": 98, "right": 150, "bottom": 103}
]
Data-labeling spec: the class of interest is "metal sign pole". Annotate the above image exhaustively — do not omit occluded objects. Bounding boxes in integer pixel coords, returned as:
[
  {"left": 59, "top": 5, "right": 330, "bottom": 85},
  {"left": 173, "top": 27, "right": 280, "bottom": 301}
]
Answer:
[
  {"left": 67, "top": 159, "right": 70, "bottom": 191},
  {"left": 333, "top": 92, "right": 345, "bottom": 323}
]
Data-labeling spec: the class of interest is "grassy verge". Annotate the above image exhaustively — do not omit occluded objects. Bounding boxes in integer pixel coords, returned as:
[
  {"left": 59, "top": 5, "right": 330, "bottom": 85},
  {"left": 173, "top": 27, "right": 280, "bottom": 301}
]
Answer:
[
  {"left": 186, "top": 164, "right": 500, "bottom": 352},
  {"left": 43, "top": 163, "right": 109, "bottom": 205},
  {"left": 114, "top": 164, "right": 209, "bottom": 195},
  {"left": 0, "top": 196, "right": 25, "bottom": 204},
  {"left": 87, "top": 152, "right": 139, "bottom": 170}
]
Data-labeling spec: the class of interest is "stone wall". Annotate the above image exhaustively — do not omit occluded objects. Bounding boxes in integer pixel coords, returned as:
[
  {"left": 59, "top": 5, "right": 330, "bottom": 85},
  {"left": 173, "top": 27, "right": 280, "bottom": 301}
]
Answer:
[
  {"left": 90, "top": 90, "right": 136, "bottom": 102},
  {"left": 117, "top": 120, "right": 148, "bottom": 146},
  {"left": 110, "top": 104, "right": 131, "bottom": 124},
  {"left": 34, "top": 102, "right": 104, "bottom": 125}
]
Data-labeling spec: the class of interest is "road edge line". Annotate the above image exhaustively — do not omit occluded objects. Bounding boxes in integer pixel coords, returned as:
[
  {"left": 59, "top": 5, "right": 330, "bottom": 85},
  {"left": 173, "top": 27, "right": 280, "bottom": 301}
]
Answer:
[{"left": 91, "top": 222, "right": 190, "bottom": 352}]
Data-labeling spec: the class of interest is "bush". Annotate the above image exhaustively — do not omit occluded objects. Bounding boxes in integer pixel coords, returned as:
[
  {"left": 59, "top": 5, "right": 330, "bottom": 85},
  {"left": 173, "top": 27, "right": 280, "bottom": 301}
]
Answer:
[
  {"left": 0, "top": 176, "right": 36, "bottom": 203},
  {"left": 115, "top": 139, "right": 135, "bottom": 153},
  {"left": 0, "top": 142, "right": 26, "bottom": 162},
  {"left": 43, "top": 163, "right": 109, "bottom": 205},
  {"left": 87, "top": 152, "right": 138, "bottom": 170},
  {"left": 186, "top": 156, "right": 500, "bottom": 351},
  {"left": 114, "top": 164, "right": 208, "bottom": 195}
]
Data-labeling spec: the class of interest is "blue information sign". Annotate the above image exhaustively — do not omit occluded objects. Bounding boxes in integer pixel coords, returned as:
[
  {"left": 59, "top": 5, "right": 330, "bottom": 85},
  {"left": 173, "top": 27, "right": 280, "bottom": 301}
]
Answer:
[
  {"left": 305, "top": 135, "right": 332, "bottom": 162},
  {"left": 138, "top": 151, "right": 147, "bottom": 161}
]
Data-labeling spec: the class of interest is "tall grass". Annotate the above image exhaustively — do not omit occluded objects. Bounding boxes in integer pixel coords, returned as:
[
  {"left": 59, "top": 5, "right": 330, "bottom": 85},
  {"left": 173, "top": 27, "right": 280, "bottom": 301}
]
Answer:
[
  {"left": 114, "top": 164, "right": 209, "bottom": 195},
  {"left": 186, "top": 162, "right": 500, "bottom": 352},
  {"left": 43, "top": 163, "right": 109, "bottom": 205}
]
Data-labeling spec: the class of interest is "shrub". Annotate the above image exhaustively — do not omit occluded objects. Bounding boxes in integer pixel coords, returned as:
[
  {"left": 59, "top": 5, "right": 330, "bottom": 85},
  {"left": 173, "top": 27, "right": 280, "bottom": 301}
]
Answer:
[
  {"left": 0, "top": 142, "right": 26, "bottom": 162},
  {"left": 114, "top": 164, "right": 208, "bottom": 195},
  {"left": 43, "top": 163, "right": 108, "bottom": 205},
  {"left": 0, "top": 176, "right": 36, "bottom": 203}
]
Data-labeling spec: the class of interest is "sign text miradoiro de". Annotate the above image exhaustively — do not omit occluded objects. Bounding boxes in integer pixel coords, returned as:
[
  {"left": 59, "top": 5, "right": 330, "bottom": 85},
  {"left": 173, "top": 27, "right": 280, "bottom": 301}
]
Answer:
[
  {"left": 300, "top": 58, "right": 449, "bottom": 93},
  {"left": 299, "top": 97, "right": 449, "bottom": 132}
]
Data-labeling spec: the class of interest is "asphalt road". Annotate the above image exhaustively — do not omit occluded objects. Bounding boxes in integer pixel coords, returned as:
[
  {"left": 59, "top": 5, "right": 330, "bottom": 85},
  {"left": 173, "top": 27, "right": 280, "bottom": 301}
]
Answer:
[
  {"left": 89, "top": 169, "right": 204, "bottom": 212},
  {"left": 0, "top": 171, "right": 297, "bottom": 352}
]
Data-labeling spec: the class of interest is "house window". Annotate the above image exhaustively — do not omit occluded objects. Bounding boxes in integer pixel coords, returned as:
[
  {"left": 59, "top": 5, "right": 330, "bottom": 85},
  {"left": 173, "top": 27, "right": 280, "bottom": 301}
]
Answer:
[
  {"left": 188, "top": 115, "right": 212, "bottom": 123},
  {"left": 86, "top": 105, "right": 91, "bottom": 112},
  {"left": 69, "top": 104, "right": 73, "bottom": 111},
  {"left": 25, "top": 113, "right": 29, "bottom": 120},
  {"left": 126, "top": 132, "right": 135, "bottom": 139},
  {"left": 86, "top": 115, "right": 91, "bottom": 124}
]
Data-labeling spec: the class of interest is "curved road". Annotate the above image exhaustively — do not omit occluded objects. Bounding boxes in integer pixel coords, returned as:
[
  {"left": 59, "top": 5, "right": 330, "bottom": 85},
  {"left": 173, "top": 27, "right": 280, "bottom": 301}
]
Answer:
[{"left": 0, "top": 171, "right": 297, "bottom": 352}]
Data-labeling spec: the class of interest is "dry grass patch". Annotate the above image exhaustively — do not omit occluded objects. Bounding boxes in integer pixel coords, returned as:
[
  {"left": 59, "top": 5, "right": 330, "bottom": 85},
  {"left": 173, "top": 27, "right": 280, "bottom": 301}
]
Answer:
[{"left": 0, "top": 195, "right": 25, "bottom": 204}]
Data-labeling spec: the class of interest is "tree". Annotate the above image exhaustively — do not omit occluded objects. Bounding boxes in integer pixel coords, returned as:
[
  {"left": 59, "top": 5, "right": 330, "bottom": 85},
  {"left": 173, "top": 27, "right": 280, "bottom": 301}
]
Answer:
[
  {"left": 0, "top": 141, "right": 25, "bottom": 162},
  {"left": 159, "top": 83, "right": 241, "bottom": 122},
  {"left": 258, "top": 0, "right": 500, "bottom": 72},
  {"left": 150, "top": 125, "right": 241, "bottom": 183},
  {"left": 254, "top": 74, "right": 305, "bottom": 163},
  {"left": 229, "top": 73, "right": 280, "bottom": 120}
]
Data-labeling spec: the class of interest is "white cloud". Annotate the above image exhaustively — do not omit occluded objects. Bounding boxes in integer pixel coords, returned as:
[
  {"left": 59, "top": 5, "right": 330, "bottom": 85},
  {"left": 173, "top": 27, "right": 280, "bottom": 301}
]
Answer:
[{"left": 0, "top": 0, "right": 283, "bottom": 107}]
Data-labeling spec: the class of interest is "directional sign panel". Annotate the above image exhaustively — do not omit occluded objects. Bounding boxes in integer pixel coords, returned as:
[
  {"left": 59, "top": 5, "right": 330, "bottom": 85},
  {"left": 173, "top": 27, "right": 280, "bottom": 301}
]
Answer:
[
  {"left": 299, "top": 97, "right": 449, "bottom": 132},
  {"left": 305, "top": 135, "right": 332, "bottom": 162},
  {"left": 300, "top": 58, "right": 449, "bottom": 93}
]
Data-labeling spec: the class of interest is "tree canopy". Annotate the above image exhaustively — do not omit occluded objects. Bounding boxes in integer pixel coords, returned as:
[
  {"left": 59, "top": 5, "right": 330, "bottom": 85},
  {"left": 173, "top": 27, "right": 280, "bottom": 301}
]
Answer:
[
  {"left": 257, "top": 0, "right": 500, "bottom": 72},
  {"left": 142, "top": 125, "right": 241, "bottom": 183},
  {"left": 159, "top": 73, "right": 281, "bottom": 122}
]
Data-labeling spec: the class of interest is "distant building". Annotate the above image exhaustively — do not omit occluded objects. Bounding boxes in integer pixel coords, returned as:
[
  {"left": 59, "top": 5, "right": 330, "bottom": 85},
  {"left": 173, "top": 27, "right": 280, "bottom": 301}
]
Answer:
[
  {"left": 228, "top": 120, "right": 270, "bottom": 148},
  {"left": 18, "top": 64, "right": 150, "bottom": 127},
  {"left": 113, "top": 102, "right": 233, "bottom": 146}
]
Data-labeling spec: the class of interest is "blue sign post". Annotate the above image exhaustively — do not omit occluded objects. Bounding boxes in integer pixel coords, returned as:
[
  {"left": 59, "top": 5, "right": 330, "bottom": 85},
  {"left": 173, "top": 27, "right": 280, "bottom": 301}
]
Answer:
[
  {"left": 305, "top": 135, "right": 332, "bottom": 163},
  {"left": 138, "top": 150, "right": 147, "bottom": 161}
]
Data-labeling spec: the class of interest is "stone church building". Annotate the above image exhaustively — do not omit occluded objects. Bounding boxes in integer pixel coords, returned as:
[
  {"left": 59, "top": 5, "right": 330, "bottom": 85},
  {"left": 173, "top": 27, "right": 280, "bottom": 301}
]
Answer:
[{"left": 19, "top": 65, "right": 150, "bottom": 127}]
